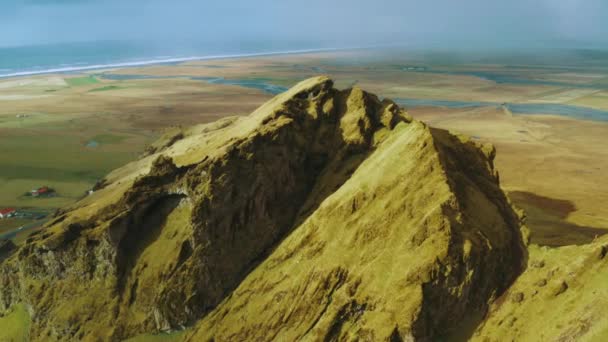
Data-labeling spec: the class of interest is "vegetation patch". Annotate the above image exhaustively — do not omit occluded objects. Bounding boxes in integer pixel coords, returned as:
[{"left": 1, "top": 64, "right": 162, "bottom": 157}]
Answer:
[
  {"left": 123, "top": 331, "right": 186, "bottom": 342},
  {"left": 66, "top": 75, "right": 99, "bottom": 86},
  {"left": 0, "top": 304, "right": 31, "bottom": 342},
  {"left": 89, "top": 85, "right": 123, "bottom": 92}
]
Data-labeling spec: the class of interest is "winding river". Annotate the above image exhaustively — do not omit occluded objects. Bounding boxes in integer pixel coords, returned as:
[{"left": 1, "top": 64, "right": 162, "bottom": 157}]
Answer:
[{"left": 99, "top": 74, "right": 608, "bottom": 122}]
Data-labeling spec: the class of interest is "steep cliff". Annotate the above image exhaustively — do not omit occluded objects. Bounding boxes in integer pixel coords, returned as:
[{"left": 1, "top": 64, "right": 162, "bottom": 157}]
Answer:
[{"left": 0, "top": 77, "right": 527, "bottom": 341}]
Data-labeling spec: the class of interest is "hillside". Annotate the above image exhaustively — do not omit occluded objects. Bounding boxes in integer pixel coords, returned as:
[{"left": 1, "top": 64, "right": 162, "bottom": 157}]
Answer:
[
  {"left": 0, "top": 76, "right": 543, "bottom": 341},
  {"left": 472, "top": 235, "right": 608, "bottom": 341}
]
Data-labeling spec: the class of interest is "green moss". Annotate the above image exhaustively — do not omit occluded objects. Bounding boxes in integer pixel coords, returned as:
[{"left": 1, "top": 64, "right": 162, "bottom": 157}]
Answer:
[{"left": 0, "top": 304, "right": 31, "bottom": 342}]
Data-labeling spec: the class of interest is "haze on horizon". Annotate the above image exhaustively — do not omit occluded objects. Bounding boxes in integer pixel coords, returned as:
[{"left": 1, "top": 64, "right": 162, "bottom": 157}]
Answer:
[{"left": 1, "top": 0, "right": 607, "bottom": 51}]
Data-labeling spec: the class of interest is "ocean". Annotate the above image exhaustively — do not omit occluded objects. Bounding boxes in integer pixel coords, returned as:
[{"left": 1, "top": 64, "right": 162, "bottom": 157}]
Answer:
[{"left": 0, "top": 40, "right": 336, "bottom": 78}]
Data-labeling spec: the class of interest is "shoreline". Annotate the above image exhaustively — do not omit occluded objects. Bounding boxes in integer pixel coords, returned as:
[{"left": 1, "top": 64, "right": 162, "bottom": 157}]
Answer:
[{"left": 0, "top": 46, "right": 352, "bottom": 79}]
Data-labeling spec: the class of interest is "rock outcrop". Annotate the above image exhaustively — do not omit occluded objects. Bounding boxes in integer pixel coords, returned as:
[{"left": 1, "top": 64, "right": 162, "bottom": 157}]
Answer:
[
  {"left": 472, "top": 235, "right": 608, "bottom": 341},
  {"left": 0, "top": 77, "right": 527, "bottom": 341}
]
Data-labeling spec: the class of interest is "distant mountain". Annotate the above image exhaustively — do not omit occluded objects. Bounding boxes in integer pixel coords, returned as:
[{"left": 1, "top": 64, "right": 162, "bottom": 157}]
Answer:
[{"left": 1, "top": 77, "right": 604, "bottom": 341}]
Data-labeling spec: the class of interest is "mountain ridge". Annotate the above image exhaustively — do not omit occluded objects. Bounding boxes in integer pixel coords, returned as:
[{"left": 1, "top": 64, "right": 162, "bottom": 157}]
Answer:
[{"left": 1, "top": 76, "right": 528, "bottom": 341}]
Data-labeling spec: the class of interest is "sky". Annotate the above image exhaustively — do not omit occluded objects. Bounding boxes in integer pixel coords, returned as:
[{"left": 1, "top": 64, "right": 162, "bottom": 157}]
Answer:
[{"left": 1, "top": 0, "right": 607, "bottom": 49}]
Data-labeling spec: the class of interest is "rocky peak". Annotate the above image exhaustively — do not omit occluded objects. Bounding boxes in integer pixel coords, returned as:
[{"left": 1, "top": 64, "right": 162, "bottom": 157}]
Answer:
[{"left": 0, "top": 77, "right": 525, "bottom": 341}]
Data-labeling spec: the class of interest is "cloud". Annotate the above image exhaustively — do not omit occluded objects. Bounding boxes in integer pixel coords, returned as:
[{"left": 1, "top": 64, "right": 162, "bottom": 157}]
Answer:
[
  {"left": 541, "top": 0, "right": 608, "bottom": 42},
  {"left": 0, "top": 0, "right": 606, "bottom": 48}
]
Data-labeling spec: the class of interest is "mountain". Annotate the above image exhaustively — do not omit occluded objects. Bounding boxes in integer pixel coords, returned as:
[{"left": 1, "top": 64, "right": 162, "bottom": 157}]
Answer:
[{"left": 2, "top": 76, "right": 529, "bottom": 341}]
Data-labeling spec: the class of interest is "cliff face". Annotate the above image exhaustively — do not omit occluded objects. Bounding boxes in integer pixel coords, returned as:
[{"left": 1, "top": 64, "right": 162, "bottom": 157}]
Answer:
[{"left": 0, "top": 77, "right": 527, "bottom": 341}]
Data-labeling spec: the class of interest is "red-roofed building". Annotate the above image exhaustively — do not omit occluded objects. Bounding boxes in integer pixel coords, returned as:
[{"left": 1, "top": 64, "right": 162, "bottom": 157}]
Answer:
[
  {"left": 0, "top": 208, "right": 16, "bottom": 219},
  {"left": 31, "top": 186, "right": 54, "bottom": 197}
]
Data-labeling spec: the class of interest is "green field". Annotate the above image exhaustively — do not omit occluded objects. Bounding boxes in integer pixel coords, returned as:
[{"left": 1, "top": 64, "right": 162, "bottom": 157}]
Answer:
[
  {"left": 0, "top": 128, "right": 141, "bottom": 208},
  {"left": 0, "top": 74, "right": 231, "bottom": 244},
  {"left": 0, "top": 107, "right": 155, "bottom": 238},
  {"left": 90, "top": 133, "right": 129, "bottom": 144},
  {"left": 66, "top": 75, "right": 99, "bottom": 86}
]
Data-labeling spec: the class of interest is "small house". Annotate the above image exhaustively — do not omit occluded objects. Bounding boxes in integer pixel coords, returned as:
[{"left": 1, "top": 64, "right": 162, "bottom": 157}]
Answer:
[
  {"left": 31, "top": 186, "right": 53, "bottom": 197},
  {"left": 0, "top": 208, "right": 16, "bottom": 219}
]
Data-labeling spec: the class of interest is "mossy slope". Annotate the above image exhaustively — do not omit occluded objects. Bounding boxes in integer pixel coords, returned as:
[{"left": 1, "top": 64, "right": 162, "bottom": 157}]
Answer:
[
  {"left": 472, "top": 236, "right": 608, "bottom": 341},
  {"left": 0, "top": 77, "right": 526, "bottom": 341}
]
